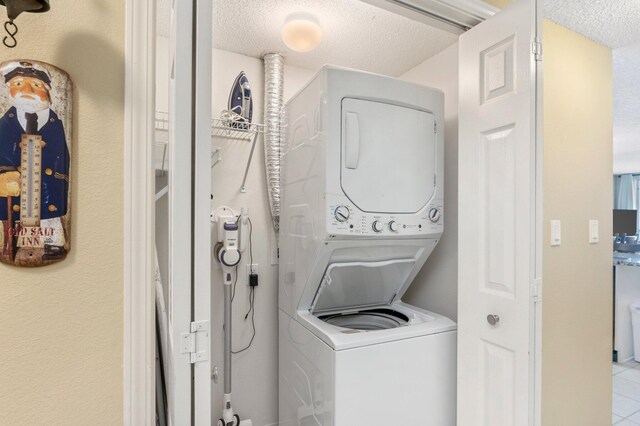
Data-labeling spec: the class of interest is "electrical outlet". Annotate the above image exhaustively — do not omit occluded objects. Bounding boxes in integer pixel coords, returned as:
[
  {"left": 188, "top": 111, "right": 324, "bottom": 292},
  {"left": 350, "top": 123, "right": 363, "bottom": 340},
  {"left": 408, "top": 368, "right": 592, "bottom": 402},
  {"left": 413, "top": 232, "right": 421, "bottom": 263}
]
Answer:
[{"left": 246, "top": 263, "right": 259, "bottom": 276}]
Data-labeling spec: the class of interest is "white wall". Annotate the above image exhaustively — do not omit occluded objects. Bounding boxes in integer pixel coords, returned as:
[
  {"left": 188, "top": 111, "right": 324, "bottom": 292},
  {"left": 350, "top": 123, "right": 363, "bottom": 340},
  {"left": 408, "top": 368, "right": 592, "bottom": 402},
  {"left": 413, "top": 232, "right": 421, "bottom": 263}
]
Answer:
[
  {"left": 400, "top": 43, "right": 459, "bottom": 321},
  {"left": 209, "top": 49, "right": 314, "bottom": 426}
]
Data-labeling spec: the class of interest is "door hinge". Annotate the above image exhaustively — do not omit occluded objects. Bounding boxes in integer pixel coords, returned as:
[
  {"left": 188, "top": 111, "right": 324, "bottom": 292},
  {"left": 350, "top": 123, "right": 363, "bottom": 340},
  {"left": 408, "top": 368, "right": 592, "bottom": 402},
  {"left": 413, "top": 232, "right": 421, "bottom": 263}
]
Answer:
[
  {"left": 434, "top": 121, "right": 438, "bottom": 134},
  {"left": 531, "top": 278, "right": 542, "bottom": 303},
  {"left": 532, "top": 40, "right": 543, "bottom": 62},
  {"left": 180, "top": 320, "right": 209, "bottom": 363}
]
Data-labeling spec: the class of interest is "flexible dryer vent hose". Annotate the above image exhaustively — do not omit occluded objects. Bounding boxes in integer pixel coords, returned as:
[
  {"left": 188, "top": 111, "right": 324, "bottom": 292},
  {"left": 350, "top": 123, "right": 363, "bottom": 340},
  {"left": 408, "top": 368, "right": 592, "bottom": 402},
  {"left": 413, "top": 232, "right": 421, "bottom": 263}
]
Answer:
[{"left": 262, "top": 52, "right": 284, "bottom": 235}]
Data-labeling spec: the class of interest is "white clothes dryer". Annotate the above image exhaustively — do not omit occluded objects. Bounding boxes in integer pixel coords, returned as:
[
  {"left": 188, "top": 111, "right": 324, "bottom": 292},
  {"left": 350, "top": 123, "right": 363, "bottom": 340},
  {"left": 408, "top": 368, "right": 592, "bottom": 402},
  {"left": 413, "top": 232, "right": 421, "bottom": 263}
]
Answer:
[{"left": 279, "top": 66, "right": 456, "bottom": 426}]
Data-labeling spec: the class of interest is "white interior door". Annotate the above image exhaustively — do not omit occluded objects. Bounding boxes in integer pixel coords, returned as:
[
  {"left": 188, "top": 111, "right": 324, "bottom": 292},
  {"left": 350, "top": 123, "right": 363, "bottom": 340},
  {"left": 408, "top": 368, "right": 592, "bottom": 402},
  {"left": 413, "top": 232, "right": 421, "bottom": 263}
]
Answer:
[
  {"left": 193, "top": 0, "right": 213, "bottom": 424},
  {"left": 163, "top": 0, "right": 194, "bottom": 424},
  {"left": 161, "top": 1, "right": 212, "bottom": 424},
  {"left": 458, "top": 0, "right": 540, "bottom": 425}
]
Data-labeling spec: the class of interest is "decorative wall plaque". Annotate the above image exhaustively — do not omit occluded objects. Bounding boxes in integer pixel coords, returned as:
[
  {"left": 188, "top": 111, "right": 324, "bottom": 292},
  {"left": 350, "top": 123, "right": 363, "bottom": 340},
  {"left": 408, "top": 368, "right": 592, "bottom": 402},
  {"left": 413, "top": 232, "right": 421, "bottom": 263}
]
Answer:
[{"left": 0, "top": 59, "right": 72, "bottom": 266}]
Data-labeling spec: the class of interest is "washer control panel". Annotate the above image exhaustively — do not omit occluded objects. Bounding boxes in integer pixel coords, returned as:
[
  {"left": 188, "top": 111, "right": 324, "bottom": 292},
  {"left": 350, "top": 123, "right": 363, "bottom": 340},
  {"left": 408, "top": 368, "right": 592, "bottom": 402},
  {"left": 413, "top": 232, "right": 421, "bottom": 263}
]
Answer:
[{"left": 326, "top": 194, "right": 443, "bottom": 237}]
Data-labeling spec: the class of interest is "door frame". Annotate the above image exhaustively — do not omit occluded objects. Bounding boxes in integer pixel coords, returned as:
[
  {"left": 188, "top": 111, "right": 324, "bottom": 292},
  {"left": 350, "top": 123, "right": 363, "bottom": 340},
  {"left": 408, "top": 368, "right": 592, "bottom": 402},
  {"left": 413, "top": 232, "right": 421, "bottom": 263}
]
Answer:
[
  {"left": 124, "top": 0, "right": 156, "bottom": 424},
  {"left": 124, "top": 0, "right": 212, "bottom": 423},
  {"left": 122, "top": 0, "right": 541, "bottom": 424},
  {"left": 532, "top": 0, "right": 543, "bottom": 423},
  {"left": 193, "top": 0, "right": 213, "bottom": 423}
]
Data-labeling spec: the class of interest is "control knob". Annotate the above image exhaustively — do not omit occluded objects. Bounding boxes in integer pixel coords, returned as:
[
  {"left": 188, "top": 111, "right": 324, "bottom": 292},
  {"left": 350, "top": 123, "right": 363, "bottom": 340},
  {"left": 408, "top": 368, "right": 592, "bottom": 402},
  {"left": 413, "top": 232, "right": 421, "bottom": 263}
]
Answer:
[
  {"left": 334, "top": 206, "right": 350, "bottom": 222},
  {"left": 388, "top": 221, "right": 399, "bottom": 232},
  {"left": 372, "top": 220, "right": 383, "bottom": 233},
  {"left": 428, "top": 208, "right": 441, "bottom": 223}
]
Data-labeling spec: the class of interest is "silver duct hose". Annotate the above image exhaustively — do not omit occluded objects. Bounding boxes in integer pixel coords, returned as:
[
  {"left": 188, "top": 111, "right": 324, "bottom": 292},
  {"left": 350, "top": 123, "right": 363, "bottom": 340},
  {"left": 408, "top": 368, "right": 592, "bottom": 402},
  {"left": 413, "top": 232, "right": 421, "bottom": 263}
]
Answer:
[{"left": 263, "top": 52, "right": 284, "bottom": 234}]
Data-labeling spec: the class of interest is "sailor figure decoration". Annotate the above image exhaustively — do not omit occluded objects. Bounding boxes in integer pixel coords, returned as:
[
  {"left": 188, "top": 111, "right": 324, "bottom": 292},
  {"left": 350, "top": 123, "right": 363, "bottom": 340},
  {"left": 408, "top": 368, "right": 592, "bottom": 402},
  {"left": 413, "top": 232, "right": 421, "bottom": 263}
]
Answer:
[{"left": 0, "top": 60, "right": 72, "bottom": 266}]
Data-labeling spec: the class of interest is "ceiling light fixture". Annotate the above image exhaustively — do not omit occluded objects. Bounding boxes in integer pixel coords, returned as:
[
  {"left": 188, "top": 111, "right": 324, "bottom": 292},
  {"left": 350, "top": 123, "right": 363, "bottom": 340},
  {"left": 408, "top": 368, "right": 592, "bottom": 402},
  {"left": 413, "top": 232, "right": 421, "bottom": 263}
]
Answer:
[{"left": 281, "top": 13, "right": 323, "bottom": 53}]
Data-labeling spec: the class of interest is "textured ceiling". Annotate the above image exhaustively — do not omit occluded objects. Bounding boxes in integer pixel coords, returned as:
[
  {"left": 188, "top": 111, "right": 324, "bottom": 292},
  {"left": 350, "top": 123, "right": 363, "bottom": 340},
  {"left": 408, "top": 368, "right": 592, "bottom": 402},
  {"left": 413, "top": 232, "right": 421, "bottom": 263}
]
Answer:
[
  {"left": 543, "top": 0, "right": 640, "bottom": 173},
  {"left": 544, "top": 0, "right": 640, "bottom": 49},
  {"left": 208, "top": 0, "right": 458, "bottom": 76},
  {"left": 156, "top": 0, "right": 640, "bottom": 74},
  {"left": 157, "top": 0, "right": 640, "bottom": 171},
  {"left": 613, "top": 42, "right": 640, "bottom": 174}
]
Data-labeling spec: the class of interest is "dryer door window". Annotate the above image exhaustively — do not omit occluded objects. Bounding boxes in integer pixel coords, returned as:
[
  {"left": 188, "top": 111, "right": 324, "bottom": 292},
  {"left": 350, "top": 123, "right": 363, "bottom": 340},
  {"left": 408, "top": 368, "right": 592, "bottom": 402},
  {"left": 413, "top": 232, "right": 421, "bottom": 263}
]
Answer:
[{"left": 341, "top": 98, "right": 436, "bottom": 213}]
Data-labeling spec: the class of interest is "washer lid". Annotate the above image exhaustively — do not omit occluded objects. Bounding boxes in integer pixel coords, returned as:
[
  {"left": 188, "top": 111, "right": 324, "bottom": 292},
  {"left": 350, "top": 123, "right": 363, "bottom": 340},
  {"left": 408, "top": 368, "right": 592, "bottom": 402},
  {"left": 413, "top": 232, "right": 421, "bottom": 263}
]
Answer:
[{"left": 310, "top": 259, "right": 416, "bottom": 313}]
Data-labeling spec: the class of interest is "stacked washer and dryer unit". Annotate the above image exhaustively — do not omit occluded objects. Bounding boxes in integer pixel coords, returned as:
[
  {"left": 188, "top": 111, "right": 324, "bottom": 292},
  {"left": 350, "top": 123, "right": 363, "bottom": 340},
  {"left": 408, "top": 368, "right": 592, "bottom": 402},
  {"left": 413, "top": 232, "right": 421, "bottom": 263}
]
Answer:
[{"left": 279, "top": 66, "right": 456, "bottom": 425}]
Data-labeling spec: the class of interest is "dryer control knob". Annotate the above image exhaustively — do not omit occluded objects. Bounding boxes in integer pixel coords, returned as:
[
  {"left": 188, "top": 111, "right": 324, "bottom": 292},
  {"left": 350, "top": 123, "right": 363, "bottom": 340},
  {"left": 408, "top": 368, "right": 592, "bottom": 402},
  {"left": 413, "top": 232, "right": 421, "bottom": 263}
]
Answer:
[
  {"left": 334, "top": 206, "right": 350, "bottom": 222},
  {"left": 372, "top": 220, "right": 383, "bottom": 233},
  {"left": 388, "top": 221, "right": 399, "bottom": 232},
  {"left": 428, "top": 208, "right": 441, "bottom": 223}
]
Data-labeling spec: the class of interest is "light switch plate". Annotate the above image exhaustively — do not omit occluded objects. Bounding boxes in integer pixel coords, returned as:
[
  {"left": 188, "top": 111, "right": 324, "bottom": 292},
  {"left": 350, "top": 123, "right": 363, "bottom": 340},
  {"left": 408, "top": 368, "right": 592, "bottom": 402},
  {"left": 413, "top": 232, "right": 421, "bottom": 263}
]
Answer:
[
  {"left": 551, "top": 220, "right": 561, "bottom": 246},
  {"left": 589, "top": 220, "right": 599, "bottom": 244}
]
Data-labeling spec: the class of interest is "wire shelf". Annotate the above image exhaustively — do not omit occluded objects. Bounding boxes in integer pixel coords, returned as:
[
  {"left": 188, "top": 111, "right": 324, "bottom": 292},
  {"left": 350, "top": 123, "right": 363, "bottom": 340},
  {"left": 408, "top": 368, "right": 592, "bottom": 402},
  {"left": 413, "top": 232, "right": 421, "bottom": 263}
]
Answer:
[
  {"left": 211, "top": 118, "right": 262, "bottom": 192},
  {"left": 211, "top": 118, "right": 264, "bottom": 141},
  {"left": 155, "top": 111, "right": 278, "bottom": 137},
  {"left": 154, "top": 111, "right": 285, "bottom": 193}
]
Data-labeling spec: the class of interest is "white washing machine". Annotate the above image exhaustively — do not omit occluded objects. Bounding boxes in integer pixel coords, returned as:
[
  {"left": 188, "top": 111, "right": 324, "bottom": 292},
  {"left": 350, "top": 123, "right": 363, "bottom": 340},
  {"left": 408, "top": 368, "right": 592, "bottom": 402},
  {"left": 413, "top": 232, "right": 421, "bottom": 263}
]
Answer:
[{"left": 279, "top": 66, "right": 456, "bottom": 426}]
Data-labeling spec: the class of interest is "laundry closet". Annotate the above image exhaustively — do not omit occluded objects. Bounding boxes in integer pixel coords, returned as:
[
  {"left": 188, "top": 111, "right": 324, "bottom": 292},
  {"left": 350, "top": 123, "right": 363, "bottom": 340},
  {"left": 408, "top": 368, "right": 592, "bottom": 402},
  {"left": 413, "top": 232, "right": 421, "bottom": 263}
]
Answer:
[{"left": 153, "top": 0, "right": 541, "bottom": 425}]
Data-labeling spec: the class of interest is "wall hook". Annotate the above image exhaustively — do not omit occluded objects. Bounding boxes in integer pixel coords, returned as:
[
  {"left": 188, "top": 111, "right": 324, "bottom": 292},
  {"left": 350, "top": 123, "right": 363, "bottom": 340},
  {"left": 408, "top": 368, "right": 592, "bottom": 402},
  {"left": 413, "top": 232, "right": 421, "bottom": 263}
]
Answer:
[
  {"left": 3, "top": 19, "right": 17, "bottom": 48},
  {"left": 0, "top": 0, "right": 51, "bottom": 48}
]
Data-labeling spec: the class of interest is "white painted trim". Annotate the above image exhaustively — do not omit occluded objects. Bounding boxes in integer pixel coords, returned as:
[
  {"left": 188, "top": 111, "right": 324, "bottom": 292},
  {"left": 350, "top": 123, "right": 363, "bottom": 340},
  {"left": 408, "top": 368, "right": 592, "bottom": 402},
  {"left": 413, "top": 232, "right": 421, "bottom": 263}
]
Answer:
[
  {"left": 124, "top": 0, "right": 156, "bottom": 424},
  {"left": 193, "top": 0, "right": 213, "bottom": 424},
  {"left": 441, "top": 0, "right": 499, "bottom": 18},
  {"left": 361, "top": 0, "right": 498, "bottom": 34},
  {"left": 533, "top": 0, "right": 543, "bottom": 424},
  {"left": 166, "top": 0, "right": 195, "bottom": 423}
]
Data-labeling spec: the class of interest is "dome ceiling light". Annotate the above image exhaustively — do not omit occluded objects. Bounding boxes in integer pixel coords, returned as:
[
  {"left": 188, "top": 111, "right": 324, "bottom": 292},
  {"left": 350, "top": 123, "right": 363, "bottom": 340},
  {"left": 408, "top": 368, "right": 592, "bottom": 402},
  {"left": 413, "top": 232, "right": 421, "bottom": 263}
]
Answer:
[{"left": 281, "top": 13, "right": 323, "bottom": 53}]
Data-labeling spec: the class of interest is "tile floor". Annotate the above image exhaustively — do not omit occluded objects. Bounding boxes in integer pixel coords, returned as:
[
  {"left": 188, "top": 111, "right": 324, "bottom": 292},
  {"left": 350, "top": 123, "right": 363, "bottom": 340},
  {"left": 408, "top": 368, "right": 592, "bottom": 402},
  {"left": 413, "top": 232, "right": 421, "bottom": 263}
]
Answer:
[{"left": 613, "top": 360, "right": 640, "bottom": 424}]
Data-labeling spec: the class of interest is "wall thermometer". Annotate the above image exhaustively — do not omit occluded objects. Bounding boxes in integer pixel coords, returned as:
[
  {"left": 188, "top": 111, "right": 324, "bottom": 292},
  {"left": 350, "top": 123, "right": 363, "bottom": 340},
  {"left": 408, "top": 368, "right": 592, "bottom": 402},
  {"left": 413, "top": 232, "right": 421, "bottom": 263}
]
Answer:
[{"left": 19, "top": 135, "right": 46, "bottom": 227}]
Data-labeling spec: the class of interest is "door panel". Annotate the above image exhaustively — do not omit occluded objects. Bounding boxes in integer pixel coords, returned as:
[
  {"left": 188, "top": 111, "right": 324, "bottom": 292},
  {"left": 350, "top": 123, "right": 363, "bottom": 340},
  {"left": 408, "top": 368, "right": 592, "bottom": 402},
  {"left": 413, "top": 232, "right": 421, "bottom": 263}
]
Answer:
[
  {"left": 481, "top": 341, "right": 515, "bottom": 425},
  {"left": 340, "top": 98, "right": 436, "bottom": 213},
  {"left": 481, "top": 125, "right": 516, "bottom": 297},
  {"left": 458, "top": 1, "right": 537, "bottom": 425}
]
